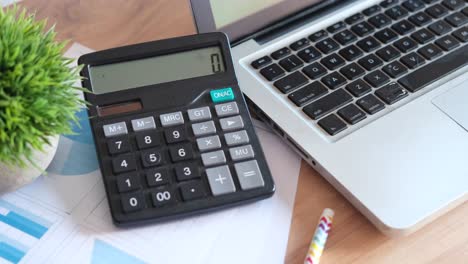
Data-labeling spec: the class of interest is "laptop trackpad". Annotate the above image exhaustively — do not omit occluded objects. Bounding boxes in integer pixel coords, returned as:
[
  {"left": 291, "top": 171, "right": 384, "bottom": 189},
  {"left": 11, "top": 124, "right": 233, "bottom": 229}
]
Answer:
[{"left": 432, "top": 84, "right": 468, "bottom": 132}]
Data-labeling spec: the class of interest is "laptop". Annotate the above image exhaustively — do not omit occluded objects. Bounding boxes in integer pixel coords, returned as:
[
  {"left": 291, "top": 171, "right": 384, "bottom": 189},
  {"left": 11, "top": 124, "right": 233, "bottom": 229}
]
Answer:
[{"left": 191, "top": 0, "right": 468, "bottom": 236}]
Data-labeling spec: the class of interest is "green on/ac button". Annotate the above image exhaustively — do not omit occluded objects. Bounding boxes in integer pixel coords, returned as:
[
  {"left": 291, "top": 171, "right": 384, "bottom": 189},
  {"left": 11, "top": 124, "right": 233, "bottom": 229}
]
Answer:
[{"left": 210, "top": 87, "right": 235, "bottom": 103}]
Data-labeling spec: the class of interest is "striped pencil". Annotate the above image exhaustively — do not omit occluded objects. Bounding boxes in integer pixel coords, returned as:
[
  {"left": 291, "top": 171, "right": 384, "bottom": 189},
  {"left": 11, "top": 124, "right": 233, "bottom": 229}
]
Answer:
[{"left": 304, "top": 208, "right": 335, "bottom": 264}]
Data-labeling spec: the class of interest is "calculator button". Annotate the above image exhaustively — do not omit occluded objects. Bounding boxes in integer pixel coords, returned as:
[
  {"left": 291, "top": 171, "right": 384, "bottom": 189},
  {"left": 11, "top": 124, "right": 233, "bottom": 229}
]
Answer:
[
  {"left": 107, "top": 136, "right": 131, "bottom": 155},
  {"left": 103, "top": 122, "right": 128, "bottom": 137},
  {"left": 116, "top": 173, "right": 141, "bottom": 193},
  {"left": 175, "top": 163, "right": 200, "bottom": 181},
  {"left": 234, "top": 160, "right": 265, "bottom": 190},
  {"left": 169, "top": 143, "right": 194, "bottom": 162},
  {"left": 112, "top": 154, "right": 136, "bottom": 174},
  {"left": 210, "top": 87, "right": 235, "bottom": 103},
  {"left": 151, "top": 187, "right": 175, "bottom": 207},
  {"left": 135, "top": 131, "right": 160, "bottom": 149},
  {"left": 192, "top": 121, "right": 216, "bottom": 136},
  {"left": 229, "top": 145, "right": 255, "bottom": 161},
  {"left": 160, "top": 111, "right": 184, "bottom": 127},
  {"left": 219, "top": 115, "right": 244, "bottom": 131},
  {"left": 180, "top": 181, "right": 206, "bottom": 201},
  {"left": 201, "top": 150, "right": 226, "bottom": 167},
  {"left": 141, "top": 149, "right": 163, "bottom": 168},
  {"left": 131, "top": 116, "right": 156, "bottom": 132},
  {"left": 121, "top": 192, "right": 145, "bottom": 213},
  {"left": 215, "top": 102, "right": 239, "bottom": 117},
  {"left": 206, "top": 165, "right": 236, "bottom": 196},
  {"left": 187, "top": 106, "right": 212, "bottom": 122},
  {"left": 196, "top": 135, "right": 221, "bottom": 152},
  {"left": 164, "top": 126, "right": 187, "bottom": 144},
  {"left": 224, "top": 130, "right": 250, "bottom": 146},
  {"left": 146, "top": 168, "right": 170, "bottom": 187}
]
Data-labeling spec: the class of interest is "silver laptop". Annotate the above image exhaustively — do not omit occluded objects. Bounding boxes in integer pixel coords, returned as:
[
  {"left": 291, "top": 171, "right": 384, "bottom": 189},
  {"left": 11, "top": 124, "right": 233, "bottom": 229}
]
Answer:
[{"left": 191, "top": 0, "right": 468, "bottom": 236}]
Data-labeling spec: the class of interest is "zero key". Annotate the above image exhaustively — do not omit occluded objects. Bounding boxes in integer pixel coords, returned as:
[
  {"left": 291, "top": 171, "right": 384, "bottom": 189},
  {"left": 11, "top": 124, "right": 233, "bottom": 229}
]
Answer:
[{"left": 121, "top": 192, "right": 145, "bottom": 213}]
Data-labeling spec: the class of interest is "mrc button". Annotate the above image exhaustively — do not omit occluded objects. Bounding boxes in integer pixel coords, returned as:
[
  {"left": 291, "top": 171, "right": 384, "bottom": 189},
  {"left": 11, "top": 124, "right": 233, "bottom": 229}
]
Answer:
[
  {"left": 160, "top": 111, "right": 184, "bottom": 127},
  {"left": 210, "top": 87, "right": 234, "bottom": 103}
]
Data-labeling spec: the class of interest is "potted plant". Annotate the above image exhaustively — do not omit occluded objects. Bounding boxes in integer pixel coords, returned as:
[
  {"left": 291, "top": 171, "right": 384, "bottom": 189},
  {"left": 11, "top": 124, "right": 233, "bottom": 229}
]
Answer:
[{"left": 0, "top": 7, "right": 83, "bottom": 193}]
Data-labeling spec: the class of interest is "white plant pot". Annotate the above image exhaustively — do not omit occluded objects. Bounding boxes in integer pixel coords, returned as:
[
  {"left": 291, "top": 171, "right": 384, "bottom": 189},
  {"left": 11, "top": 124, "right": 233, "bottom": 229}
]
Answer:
[{"left": 0, "top": 135, "right": 60, "bottom": 195}]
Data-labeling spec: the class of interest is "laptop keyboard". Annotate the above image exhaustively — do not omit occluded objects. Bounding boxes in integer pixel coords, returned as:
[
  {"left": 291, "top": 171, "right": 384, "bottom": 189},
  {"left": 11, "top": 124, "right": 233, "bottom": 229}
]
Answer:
[{"left": 250, "top": 0, "right": 468, "bottom": 136}]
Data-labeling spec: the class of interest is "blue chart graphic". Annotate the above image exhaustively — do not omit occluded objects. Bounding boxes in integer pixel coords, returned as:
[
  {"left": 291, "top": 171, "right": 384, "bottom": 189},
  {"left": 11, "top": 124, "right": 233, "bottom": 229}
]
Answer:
[
  {"left": 91, "top": 240, "right": 146, "bottom": 264},
  {"left": 0, "top": 200, "right": 51, "bottom": 264},
  {"left": 47, "top": 108, "right": 99, "bottom": 175}
]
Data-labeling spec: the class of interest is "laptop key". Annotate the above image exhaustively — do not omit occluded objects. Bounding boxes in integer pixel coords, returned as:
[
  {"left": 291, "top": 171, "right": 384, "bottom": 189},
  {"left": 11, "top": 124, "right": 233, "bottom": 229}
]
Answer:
[
  {"left": 303, "top": 62, "right": 328, "bottom": 79},
  {"left": 339, "top": 45, "right": 364, "bottom": 61},
  {"left": 288, "top": 82, "right": 328, "bottom": 106},
  {"left": 428, "top": 20, "right": 452, "bottom": 35},
  {"left": 400, "top": 52, "right": 426, "bottom": 68},
  {"left": 321, "top": 53, "right": 345, "bottom": 70},
  {"left": 297, "top": 46, "right": 322, "bottom": 63},
  {"left": 369, "top": 13, "right": 392, "bottom": 28},
  {"left": 357, "top": 36, "right": 381, "bottom": 52},
  {"left": 376, "top": 45, "right": 401, "bottom": 61},
  {"left": 409, "top": 12, "right": 433, "bottom": 26},
  {"left": 442, "top": 0, "right": 464, "bottom": 10},
  {"left": 398, "top": 44, "right": 468, "bottom": 92},
  {"left": 327, "top": 21, "right": 347, "bottom": 33},
  {"left": 357, "top": 94, "right": 385, "bottom": 114},
  {"left": 359, "top": 54, "right": 383, "bottom": 70},
  {"left": 316, "top": 38, "right": 340, "bottom": 54},
  {"left": 392, "top": 20, "right": 416, "bottom": 35},
  {"left": 435, "top": 35, "right": 461, "bottom": 51},
  {"left": 340, "top": 63, "right": 366, "bottom": 80},
  {"left": 386, "top": 5, "right": 409, "bottom": 20},
  {"left": 346, "top": 79, "right": 372, "bottom": 97},
  {"left": 364, "top": 70, "right": 390, "bottom": 87},
  {"left": 351, "top": 21, "right": 375, "bottom": 37},
  {"left": 374, "top": 28, "right": 399, "bottom": 43},
  {"left": 376, "top": 82, "right": 409, "bottom": 104},
  {"left": 382, "top": 61, "right": 409, "bottom": 78},
  {"left": 418, "top": 43, "right": 443, "bottom": 59},
  {"left": 445, "top": 12, "right": 468, "bottom": 27},
  {"left": 345, "top": 13, "right": 364, "bottom": 25},
  {"left": 260, "top": 64, "right": 286, "bottom": 81},
  {"left": 318, "top": 114, "right": 347, "bottom": 136},
  {"left": 271, "top": 47, "right": 291, "bottom": 60},
  {"left": 463, "top": 7, "right": 468, "bottom": 16},
  {"left": 394, "top": 37, "right": 418, "bottom": 52},
  {"left": 309, "top": 30, "right": 328, "bottom": 42},
  {"left": 303, "top": 89, "right": 353, "bottom": 120},
  {"left": 452, "top": 27, "right": 468, "bottom": 42},
  {"left": 380, "top": 0, "right": 399, "bottom": 8},
  {"left": 411, "top": 28, "right": 435, "bottom": 44},
  {"left": 425, "top": 4, "right": 449, "bottom": 19},
  {"left": 279, "top": 55, "right": 303, "bottom": 72},
  {"left": 333, "top": 30, "right": 357, "bottom": 45},
  {"left": 402, "top": 0, "right": 426, "bottom": 12},
  {"left": 273, "top": 71, "right": 309, "bottom": 93},
  {"left": 290, "top": 38, "right": 310, "bottom": 51},
  {"left": 251, "top": 56, "right": 272, "bottom": 69},
  {"left": 321, "top": 72, "right": 347, "bottom": 89},
  {"left": 363, "top": 5, "right": 382, "bottom": 16},
  {"left": 338, "top": 104, "right": 367, "bottom": 125}
]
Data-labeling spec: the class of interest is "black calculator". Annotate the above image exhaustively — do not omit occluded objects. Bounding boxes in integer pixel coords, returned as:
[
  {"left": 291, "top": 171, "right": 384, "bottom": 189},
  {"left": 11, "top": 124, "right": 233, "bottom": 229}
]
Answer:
[{"left": 78, "top": 33, "right": 275, "bottom": 226}]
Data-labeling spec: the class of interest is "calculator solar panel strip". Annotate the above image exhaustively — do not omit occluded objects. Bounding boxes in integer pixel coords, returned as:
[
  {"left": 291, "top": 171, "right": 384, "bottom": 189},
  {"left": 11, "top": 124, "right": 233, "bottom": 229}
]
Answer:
[{"left": 78, "top": 33, "right": 275, "bottom": 226}]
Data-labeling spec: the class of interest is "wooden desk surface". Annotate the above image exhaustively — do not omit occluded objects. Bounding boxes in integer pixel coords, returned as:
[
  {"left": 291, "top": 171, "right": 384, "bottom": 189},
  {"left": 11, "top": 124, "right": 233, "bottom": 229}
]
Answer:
[{"left": 18, "top": 0, "right": 468, "bottom": 263}]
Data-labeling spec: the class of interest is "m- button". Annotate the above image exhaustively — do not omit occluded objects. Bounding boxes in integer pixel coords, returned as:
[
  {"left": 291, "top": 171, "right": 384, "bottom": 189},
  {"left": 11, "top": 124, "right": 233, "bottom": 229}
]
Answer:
[{"left": 215, "top": 102, "right": 239, "bottom": 117}]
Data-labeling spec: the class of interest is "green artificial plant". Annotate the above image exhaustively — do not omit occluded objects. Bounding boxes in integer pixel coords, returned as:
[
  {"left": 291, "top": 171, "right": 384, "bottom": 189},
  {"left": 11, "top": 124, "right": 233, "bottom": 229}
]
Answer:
[{"left": 0, "top": 7, "right": 83, "bottom": 168}]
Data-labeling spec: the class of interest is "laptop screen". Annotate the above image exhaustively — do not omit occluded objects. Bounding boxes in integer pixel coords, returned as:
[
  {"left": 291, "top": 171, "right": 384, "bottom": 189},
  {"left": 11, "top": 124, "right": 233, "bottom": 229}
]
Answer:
[{"left": 191, "top": 0, "right": 334, "bottom": 44}]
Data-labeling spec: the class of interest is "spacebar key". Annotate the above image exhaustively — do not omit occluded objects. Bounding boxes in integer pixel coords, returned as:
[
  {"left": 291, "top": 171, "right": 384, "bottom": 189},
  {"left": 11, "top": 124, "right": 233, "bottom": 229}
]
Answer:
[
  {"left": 398, "top": 45, "right": 468, "bottom": 93},
  {"left": 303, "top": 89, "right": 353, "bottom": 120}
]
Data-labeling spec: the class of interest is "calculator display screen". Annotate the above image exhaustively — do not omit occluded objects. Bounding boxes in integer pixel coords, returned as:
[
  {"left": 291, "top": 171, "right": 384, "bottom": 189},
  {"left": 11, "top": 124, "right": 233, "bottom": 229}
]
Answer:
[{"left": 88, "top": 46, "right": 225, "bottom": 94}]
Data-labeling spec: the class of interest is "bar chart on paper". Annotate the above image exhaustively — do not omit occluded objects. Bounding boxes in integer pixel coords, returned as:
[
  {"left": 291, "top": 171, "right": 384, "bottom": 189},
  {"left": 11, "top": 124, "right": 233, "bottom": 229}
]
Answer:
[{"left": 0, "top": 196, "right": 58, "bottom": 264}]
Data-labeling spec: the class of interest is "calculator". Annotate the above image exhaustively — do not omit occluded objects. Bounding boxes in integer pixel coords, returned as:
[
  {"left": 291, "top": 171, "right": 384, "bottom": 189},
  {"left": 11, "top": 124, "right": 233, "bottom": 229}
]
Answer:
[{"left": 78, "top": 33, "right": 275, "bottom": 226}]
